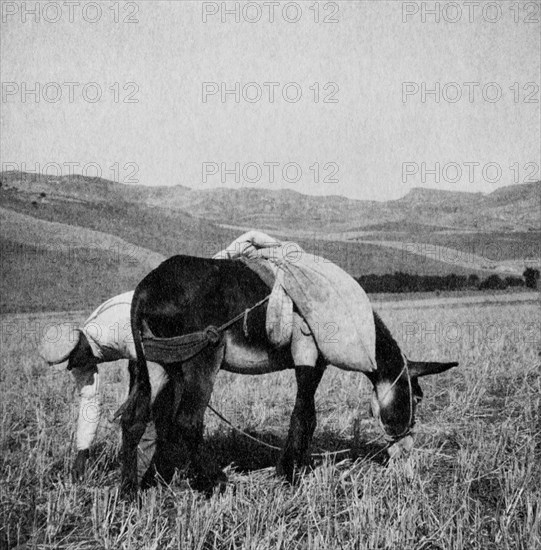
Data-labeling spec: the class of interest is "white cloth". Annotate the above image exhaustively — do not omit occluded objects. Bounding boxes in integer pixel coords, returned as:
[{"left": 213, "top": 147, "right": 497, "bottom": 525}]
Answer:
[
  {"left": 72, "top": 364, "right": 100, "bottom": 451},
  {"left": 213, "top": 230, "right": 281, "bottom": 260},
  {"left": 81, "top": 291, "right": 136, "bottom": 361}
]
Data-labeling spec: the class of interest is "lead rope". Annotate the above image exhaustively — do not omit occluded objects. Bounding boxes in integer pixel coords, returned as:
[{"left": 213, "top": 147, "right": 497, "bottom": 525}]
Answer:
[
  {"left": 206, "top": 403, "right": 352, "bottom": 458},
  {"left": 207, "top": 335, "right": 412, "bottom": 454},
  {"left": 217, "top": 295, "right": 270, "bottom": 333},
  {"left": 207, "top": 401, "right": 399, "bottom": 463}
]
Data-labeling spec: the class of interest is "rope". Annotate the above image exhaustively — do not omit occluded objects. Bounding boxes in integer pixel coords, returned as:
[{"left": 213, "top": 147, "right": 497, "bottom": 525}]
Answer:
[
  {"left": 206, "top": 403, "right": 352, "bottom": 458},
  {"left": 207, "top": 404, "right": 282, "bottom": 452},
  {"left": 216, "top": 295, "right": 270, "bottom": 333}
]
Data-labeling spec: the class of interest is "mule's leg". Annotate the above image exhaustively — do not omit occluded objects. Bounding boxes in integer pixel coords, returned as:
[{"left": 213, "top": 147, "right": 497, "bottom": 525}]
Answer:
[
  {"left": 169, "top": 345, "right": 225, "bottom": 494},
  {"left": 278, "top": 362, "right": 326, "bottom": 483}
]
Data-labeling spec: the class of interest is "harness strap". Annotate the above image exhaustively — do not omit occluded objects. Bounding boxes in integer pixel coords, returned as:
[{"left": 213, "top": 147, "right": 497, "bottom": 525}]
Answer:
[{"left": 142, "top": 295, "right": 270, "bottom": 364}]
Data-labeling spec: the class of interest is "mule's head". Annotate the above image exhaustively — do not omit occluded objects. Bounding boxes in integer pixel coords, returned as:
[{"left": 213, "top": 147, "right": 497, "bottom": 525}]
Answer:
[
  {"left": 370, "top": 312, "right": 458, "bottom": 444},
  {"left": 369, "top": 358, "right": 458, "bottom": 441}
]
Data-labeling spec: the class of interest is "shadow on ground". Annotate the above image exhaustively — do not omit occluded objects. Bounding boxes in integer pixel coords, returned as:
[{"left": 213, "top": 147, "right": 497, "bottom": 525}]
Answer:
[{"left": 205, "top": 428, "right": 389, "bottom": 473}]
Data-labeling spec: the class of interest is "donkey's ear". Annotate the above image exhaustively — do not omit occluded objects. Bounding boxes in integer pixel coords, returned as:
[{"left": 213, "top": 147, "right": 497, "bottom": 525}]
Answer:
[{"left": 408, "top": 360, "right": 458, "bottom": 378}]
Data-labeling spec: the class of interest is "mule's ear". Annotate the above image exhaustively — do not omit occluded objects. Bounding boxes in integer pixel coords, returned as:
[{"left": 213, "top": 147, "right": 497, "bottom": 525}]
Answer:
[{"left": 408, "top": 360, "right": 458, "bottom": 378}]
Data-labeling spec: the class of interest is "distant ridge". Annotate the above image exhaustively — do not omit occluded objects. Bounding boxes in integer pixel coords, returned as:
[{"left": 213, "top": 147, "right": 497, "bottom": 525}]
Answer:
[{"left": 1, "top": 171, "right": 539, "bottom": 233}]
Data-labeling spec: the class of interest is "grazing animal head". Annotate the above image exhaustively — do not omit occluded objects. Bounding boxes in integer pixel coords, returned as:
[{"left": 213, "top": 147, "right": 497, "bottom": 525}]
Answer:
[{"left": 369, "top": 312, "right": 458, "bottom": 442}]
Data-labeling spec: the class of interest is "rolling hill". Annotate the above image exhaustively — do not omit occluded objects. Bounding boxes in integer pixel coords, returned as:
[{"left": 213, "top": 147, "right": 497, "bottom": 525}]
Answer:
[
  {"left": 0, "top": 171, "right": 539, "bottom": 311},
  {"left": 0, "top": 207, "right": 165, "bottom": 312},
  {"left": 2, "top": 171, "right": 539, "bottom": 233}
]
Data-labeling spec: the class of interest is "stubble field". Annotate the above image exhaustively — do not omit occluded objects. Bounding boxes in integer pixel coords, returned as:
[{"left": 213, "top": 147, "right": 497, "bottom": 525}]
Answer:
[{"left": 1, "top": 296, "right": 539, "bottom": 549}]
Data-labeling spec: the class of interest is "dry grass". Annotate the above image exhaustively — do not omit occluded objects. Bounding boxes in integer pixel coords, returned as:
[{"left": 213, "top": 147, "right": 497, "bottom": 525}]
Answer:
[{"left": 1, "top": 299, "right": 539, "bottom": 549}]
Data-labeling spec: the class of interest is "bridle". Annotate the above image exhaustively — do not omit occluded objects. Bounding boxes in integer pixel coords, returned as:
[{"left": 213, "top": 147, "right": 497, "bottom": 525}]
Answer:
[{"left": 375, "top": 357, "right": 414, "bottom": 442}]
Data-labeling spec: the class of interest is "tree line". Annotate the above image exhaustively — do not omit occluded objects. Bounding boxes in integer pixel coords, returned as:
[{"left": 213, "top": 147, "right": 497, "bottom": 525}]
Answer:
[{"left": 356, "top": 268, "right": 540, "bottom": 294}]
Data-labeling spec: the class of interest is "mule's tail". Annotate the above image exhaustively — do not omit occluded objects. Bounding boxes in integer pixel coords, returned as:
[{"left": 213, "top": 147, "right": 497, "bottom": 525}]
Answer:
[
  {"left": 119, "top": 287, "right": 152, "bottom": 493},
  {"left": 130, "top": 288, "right": 151, "bottom": 398},
  {"left": 113, "top": 291, "right": 151, "bottom": 421},
  {"left": 123, "top": 288, "right": 152, "bottom": 427}
]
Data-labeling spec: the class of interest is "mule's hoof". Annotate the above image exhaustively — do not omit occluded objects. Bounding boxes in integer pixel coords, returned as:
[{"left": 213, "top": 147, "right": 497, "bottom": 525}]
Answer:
[
  {"left": 277, "top": 459, "right": 311, "bottom": 485},
  {"left": 71, "top": 449, "right": 89, "bottom": 483},
  {"left": 276, "top": 462, "right": 294, "bottom": 484},
  {"left": 190, "top": 469, "right": 228, "bottom": 497},
  {"left": 120, "top": 477, "right": 140, "bottom": 502}
]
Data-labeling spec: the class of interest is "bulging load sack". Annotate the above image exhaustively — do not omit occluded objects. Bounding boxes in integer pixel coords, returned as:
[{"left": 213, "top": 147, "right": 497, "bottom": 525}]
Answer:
[{"left": 215, "top": 231, "right": 376, "bottom": 373}]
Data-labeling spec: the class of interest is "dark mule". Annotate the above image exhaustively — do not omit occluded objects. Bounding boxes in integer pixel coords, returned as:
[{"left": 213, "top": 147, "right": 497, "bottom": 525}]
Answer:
[{"left": 121, "top": 255, "right": 458, "bottom": 494}]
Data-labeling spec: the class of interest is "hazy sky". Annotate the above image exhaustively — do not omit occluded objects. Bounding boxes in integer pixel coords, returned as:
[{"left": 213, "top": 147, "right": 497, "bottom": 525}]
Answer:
[{"left": 1, "top": 0, "right": 540, "bottom": 200}]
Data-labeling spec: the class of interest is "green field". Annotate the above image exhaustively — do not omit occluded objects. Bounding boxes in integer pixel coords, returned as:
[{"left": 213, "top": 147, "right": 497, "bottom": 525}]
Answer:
[{"left": 1, "top": 297, "right": 539, "bottom": 549}]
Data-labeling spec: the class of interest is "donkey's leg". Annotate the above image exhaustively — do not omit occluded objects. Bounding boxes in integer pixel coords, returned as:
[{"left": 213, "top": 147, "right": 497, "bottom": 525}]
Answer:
[
  {"left": 170, "top": 345, "right": 225, "bottom": 494},
  {"left": 278, "top": 362, "right": 326, "bottom": 483}
]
